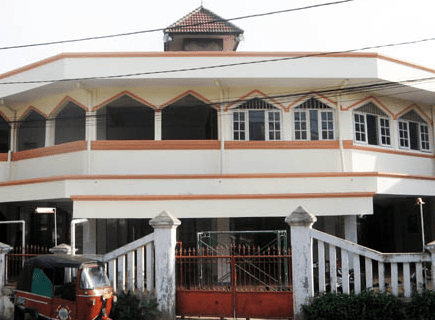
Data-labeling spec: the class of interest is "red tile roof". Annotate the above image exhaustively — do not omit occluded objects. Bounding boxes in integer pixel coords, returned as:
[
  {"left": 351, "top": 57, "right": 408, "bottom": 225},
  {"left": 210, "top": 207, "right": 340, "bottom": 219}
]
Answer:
[{"left": 165, "top": 7, "right": 244, "bottom": 34}]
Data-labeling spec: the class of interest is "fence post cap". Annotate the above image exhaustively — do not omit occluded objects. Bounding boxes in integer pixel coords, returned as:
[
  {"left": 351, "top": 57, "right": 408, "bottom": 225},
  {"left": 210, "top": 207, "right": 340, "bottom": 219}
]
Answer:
[
  {"left": 50, "top": 243, "right": 75, "bottom": 255},
  {"left": 285, "top": 206, "right": 317, "bottom": 226},
  {"left": 0, "top": 242, "right": 12, "bottom": 254},
  {"left": 150, "top": 210, "right": 181, "bottom": 229}
]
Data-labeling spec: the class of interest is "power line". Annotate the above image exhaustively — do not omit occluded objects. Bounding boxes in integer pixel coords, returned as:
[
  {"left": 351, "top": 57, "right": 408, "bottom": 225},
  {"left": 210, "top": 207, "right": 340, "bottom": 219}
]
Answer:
[
  {"left": 2, "top": 35, "right": 435, "bottom": 86},
  {"left": 0, "top": 0, "right": 354, "bottom": 51}
]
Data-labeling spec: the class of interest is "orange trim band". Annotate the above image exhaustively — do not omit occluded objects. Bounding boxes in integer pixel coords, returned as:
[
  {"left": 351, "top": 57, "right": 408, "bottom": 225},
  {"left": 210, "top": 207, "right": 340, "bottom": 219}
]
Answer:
[
  {"left": 12, "top": 141, "right": 87, "bottom": 161},
  {"left": 343, "top": 140, "right": 435, "bottom": 158},
  {"left": 225, "top": 140, "right": 340, "bottom": 149},
  {"left": 91, "top": 140, "right": 221, "bottom": 150},
  {"left": 71, "top": 192, "right": 376, "bottom": 202}
]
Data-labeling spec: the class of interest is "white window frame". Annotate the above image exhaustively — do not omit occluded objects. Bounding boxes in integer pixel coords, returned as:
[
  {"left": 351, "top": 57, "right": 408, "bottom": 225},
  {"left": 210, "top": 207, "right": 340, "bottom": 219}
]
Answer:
[
  {"left": 353, "top": 112, "right": 391, "bottom": 147},
  {"left": 232, "top": 109, "right": 282, "bottom": 141},
  {"left": 293, "top": 109, "right": 335, "bottom": 141},
  {"left": 398, "top": 119, "right": 431, "bottom": 152}
]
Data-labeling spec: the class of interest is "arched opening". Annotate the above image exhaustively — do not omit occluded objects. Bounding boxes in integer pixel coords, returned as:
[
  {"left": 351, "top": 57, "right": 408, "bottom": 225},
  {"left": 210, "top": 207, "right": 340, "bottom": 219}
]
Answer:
[
  {"left": 162, "top": 94, "right": 217, "bottom": 140},
  {"left": 55, "top": 101, "right": 86, "bottom": 145},
  {"left": 97, "top": 95, "right": 154, "bottom": 140},
  {"left": 17, "top": 110, "right": 46, "bottom": 151},
  {"left": 0, "top": 116, "right": 10, "bottom": 152}
]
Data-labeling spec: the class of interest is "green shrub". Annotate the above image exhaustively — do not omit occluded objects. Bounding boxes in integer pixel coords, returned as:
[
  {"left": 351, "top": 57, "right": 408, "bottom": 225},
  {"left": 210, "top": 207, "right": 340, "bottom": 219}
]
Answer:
[
  {"left": 302, "top": 291, "right": 404, "bottom": 320},
  {"left": 407, "top": 290, "right": 435, "bottom": 320},
  {"left": 110, "top": 290, "right": 160, "bottom": 320}
]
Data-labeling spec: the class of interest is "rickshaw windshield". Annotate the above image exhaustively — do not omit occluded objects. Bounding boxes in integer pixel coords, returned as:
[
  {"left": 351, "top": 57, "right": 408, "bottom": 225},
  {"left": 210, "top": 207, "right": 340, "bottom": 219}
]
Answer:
[{"left": 80, "top": 266, "right": 111, "bottom": 289}]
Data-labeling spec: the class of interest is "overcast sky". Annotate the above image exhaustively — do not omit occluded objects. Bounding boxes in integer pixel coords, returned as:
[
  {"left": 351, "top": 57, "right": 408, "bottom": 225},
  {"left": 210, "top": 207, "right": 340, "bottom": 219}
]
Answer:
[{"left": 1, "top": 0, "right": 435, "bottom": 75}]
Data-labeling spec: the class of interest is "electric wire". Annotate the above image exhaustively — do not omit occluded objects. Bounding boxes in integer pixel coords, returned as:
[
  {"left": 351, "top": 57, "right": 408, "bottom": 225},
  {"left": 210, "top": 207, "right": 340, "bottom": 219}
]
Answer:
[{"left": 0, "top": 0, "right": 354, "bottom": 51}]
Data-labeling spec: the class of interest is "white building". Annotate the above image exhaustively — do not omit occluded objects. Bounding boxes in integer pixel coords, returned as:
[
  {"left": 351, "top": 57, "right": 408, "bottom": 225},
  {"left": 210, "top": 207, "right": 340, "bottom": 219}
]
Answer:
[{"left": 0, "top": 7, "right": 434, "bottom": 253}]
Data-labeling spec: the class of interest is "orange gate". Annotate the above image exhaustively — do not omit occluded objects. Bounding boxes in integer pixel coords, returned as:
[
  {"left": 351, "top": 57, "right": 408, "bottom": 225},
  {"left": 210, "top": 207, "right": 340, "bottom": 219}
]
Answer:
[{"left": 176, "top": 244, "right": 293, "bottom": 319}]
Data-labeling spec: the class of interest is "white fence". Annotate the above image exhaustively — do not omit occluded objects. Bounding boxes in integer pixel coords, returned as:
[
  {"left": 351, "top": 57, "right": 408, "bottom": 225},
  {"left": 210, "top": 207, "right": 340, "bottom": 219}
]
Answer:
[
  {"left": 287, "top": 206, "right": 435, "bottom": 320},
  {"left": 101, "top": 233, "right": 155, "bottom": 293}
]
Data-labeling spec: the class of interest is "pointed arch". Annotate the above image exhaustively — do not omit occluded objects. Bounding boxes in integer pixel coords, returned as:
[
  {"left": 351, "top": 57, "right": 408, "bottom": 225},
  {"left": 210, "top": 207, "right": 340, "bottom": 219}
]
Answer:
[
  {"left": 160, "top": 90, "right": 218, "bottom": 110},
  {"left": 225, "top": 90, "right": 286, "bottom": 112},
  {"left": 92, "top": 91, "right": 156, "bottom": 112},
  {"left": 96, "top": 92, "right": 155, "bottom": 141},
  {"left": 343, "top": 96, "right": 394, "bottom": 117},
  {"left": 17, "top": 108, "right": 46, "bottom": 151},
  {"left": 396, "top": 104, "right": 432, "bottom": 124},
  {"left": 161, "top": 91, "right": 217, "bottom": 140},
  {"left": 287, "top": 92, "right": 337, "bottom": 111},
  {"left": 49, "top": 96, "right": 88, "bottom": 118},
  {"left": 53, "top": 100, "right": 86, "bottom": 145}
]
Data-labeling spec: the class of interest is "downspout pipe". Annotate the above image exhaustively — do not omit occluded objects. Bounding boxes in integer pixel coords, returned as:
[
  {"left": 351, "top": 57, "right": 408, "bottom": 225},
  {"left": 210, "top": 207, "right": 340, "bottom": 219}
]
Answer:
[
  {"left": 71, "top": 219, "right": 88, "bottom": 255},
  {"left": 215, "top": 80, "right": 225, "bottom": 174},
  {"left": 336, "top": 79, "right": 349, "bottom": 172}
]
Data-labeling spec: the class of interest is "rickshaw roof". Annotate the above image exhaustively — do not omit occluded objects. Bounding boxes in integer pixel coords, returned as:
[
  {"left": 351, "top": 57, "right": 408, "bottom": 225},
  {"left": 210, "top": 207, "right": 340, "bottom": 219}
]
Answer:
[{"left": 24, "top": 255, "right": 102, "bottom": 269}]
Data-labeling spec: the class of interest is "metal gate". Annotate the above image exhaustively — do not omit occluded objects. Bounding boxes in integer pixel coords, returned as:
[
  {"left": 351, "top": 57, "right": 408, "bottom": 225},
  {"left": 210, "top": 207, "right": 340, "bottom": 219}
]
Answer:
[{"left": 176, "top": 244, "right": 293, "bottom": 319}]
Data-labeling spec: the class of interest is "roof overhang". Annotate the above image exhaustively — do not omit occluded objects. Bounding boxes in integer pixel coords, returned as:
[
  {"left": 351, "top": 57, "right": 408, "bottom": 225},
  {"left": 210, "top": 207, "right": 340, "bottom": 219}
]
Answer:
[{"left": 1, "top": 52, "right": 435, "bottom": 108}]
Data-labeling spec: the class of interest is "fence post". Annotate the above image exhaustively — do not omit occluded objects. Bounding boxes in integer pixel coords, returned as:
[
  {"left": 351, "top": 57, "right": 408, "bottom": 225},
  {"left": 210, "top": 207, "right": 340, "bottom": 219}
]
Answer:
[
  {"left": 285, "top": 206, "right": 317, "bottom": 320},
  {"left": 425, "top": 240, "right": 435, "bottom": 289},
  {"left": 0, "top": 242, "right": 13, "bottom": 319},
  {"left": 149, "top": 211, "right": 181, "bottom": 320}
]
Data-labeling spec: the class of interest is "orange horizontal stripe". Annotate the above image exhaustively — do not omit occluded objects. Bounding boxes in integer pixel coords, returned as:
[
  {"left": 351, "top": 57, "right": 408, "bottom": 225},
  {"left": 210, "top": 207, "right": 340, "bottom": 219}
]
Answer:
[
  {"left": 11, "top": 141, "right": 87, "bottom": 161},
  {"left": 91, "top": 140, "right": 221, "bottom": 150},
  {"left": 70, "top": 192, "right": 376, "bottom": 201},
  {"left": 342, "top": 140, "right": 435, "bottom": 158},
  {"left": 225, "top": 140, "right": 340, "bottom": 149}
]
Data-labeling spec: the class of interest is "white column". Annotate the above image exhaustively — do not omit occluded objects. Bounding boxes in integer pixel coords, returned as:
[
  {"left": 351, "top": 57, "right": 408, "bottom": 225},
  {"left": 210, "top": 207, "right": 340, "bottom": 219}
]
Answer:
[
  {"left": 83, "top": 219, "right": 96, "bottom": 254},
  {"left": 285, "top": 206, "right": 316, "bottom": 320},
  {"left": 149, "top": 211, "right": 181, "bottom": 319},
  {"left": 155, "top": 111, "right": 162, "bottom": 140},
  {"left": 45, "top": 119, "right": 55, "bottom": 147},
  {"left": 344, "top": 215, "right": 358, "bottom": 243}
]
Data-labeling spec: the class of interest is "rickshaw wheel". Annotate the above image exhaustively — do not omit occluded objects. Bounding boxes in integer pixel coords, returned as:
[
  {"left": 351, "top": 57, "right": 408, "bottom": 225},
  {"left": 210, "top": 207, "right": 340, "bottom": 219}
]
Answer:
[{"left": 13, "top": 306, "right": 25, "bottom": 320}]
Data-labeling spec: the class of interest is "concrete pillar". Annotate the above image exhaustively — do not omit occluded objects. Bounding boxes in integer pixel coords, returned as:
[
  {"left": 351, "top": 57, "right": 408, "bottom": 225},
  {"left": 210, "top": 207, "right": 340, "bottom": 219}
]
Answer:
[
  {"left": 45, "top": 119, "right": 55, "bottom": 147},
  {"left": 344, "top": 215, "right": 358, "bottom": 243},
  {"left": 285, "top": 206, "right": 316, "bottom": 320},
  {"left": 83, "top": 220, "right": 96, "bottom": 255},
  {"left": 155, "top": 111, "right": 162, "bottom": 140},
  {"left": 149, "top": 211, "right": 181, "bottom": 319},
  {"left": 0, "top": 242, "right": 13, "bottom": 319},
  {"left": 86, "top": 111, "right": 97, "bottom": 141}
]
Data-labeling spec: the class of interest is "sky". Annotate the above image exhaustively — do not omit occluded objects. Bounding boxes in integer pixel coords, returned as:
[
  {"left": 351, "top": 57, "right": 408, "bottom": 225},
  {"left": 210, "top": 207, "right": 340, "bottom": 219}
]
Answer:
[{"left": 1, "top": 0, "right": 435, "bottom": 75}]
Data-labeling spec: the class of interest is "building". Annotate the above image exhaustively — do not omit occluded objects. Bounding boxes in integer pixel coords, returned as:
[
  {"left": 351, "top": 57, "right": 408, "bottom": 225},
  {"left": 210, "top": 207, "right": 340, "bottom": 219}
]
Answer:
[{"left": 0, "top": 7, "right": 434, "bottom": 254}]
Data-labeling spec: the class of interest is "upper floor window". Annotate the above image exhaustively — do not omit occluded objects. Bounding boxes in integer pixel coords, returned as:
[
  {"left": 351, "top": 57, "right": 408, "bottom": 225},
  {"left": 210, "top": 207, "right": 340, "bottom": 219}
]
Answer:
[
  {"left": 162, "top": 94, "right": 217, "bottom": 140},
  {"left": 353, "top": 102, "right": 391, "bottom": 146},
  {"left": 293, "top": 98, "right": 334, "bottom": 140},
  {"left": 398, "top": 110, "right": 430, "bottom": 151},
  {"left": 97, "top": 95, "right": 155, "bottom": 140},
  {"left": 17, "top": 110, "right": 46, "bottom": 151},
  {"left": 232, "top": 98, "right": 281, "bottom": 141},
  {"left": 55, "top": 101, "right": 86, "bottom": 145}
]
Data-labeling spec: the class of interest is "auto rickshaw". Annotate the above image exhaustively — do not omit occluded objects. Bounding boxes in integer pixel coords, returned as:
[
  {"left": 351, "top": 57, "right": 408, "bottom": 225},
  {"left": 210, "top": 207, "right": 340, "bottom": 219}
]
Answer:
[{"left": 14, "top": 255, "right": 113, "bottom": 320}]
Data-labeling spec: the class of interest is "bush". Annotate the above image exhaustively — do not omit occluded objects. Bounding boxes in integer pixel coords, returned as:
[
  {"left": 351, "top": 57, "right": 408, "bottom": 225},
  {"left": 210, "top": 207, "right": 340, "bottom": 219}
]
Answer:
[
  {"left": 110, "top": 291, "right": 160, "bottom": 320},
  {"left": 302, "top": 291, "right": 404, "bottom": 320},
  {"left": 408, "top": 290, "right": 435, "bottom": 320}
]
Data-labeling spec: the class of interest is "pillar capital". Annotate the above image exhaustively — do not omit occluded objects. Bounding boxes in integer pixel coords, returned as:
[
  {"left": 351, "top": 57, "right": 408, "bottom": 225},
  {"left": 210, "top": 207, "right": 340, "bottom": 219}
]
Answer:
[{"left": 150, "top": 211, "right": 181, "bottom": 229}]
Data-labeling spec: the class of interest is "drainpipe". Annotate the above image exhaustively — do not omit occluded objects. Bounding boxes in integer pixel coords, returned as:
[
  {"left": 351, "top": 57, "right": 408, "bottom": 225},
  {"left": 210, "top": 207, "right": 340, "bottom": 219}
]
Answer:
[
  {"left": 336, "top": 79, "right": 349, "bottom": 172},
  {"left": 71, "top": 218, "right": 88, "bottom": 255},
  {"left": 215, "top": 80, "right": 225, "bottom": 174}
]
